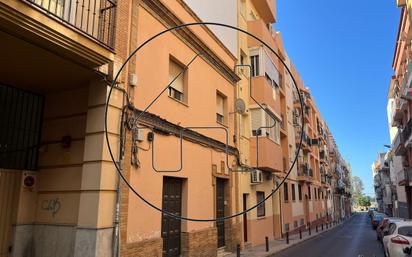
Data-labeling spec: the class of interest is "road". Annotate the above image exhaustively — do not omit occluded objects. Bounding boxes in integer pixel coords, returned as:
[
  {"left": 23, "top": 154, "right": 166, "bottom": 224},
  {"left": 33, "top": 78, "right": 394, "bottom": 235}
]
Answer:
[{"left": 273, "top": 212, "right": 384, "bottom": 257}]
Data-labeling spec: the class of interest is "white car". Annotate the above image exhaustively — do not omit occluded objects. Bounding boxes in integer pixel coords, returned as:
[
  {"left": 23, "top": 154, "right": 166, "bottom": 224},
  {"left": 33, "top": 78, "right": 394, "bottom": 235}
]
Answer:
[{"left": 383, "top": 221, "right": 412, "bottom": 257}]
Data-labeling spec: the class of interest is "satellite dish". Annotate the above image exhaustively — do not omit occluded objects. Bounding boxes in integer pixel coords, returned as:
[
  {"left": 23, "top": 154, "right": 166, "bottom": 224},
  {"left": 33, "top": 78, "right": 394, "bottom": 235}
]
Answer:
[{"left": 235, "top": 98, "right": 246, "bottom": 114}]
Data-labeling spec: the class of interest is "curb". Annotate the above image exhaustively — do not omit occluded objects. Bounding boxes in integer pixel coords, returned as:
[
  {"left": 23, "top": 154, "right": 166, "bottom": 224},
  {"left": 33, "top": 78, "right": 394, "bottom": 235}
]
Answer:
[{"left": 261, "top": 215, "right": 355, "bottom": 257}]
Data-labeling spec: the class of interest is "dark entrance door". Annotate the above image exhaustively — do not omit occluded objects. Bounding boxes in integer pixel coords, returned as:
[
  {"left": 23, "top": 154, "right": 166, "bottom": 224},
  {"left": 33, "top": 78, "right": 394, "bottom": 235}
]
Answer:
[
  {"left": 216, "top": 178, "right": 225, "bottom": 248},
  {"left": 242, "top": 193, "right": 248, "bottom": 242},
  {"left": 162, "top": 177, "right": 182, "bottom": 257}
]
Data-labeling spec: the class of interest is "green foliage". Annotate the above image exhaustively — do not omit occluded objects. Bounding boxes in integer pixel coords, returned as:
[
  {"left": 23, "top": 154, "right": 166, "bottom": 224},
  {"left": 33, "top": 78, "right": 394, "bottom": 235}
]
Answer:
[{"left": 357, "top": 195, "right": 371, "bottom": 207}]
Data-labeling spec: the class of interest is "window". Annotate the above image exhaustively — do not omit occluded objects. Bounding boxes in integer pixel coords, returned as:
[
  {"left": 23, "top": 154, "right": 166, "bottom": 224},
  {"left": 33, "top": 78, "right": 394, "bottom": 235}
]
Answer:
[
  {"left": 251, "top": 108, "right": 262, "bottom": 136},
  {"left": 308, "top": 186, "right": 311, "bottom": 200},
  {"left": 216, "top": 93, "right": 226, "bottom": 124},
  {"left": 398, "top": 226, "right": 412, "bottom": 237},
  {"left": 294, "top": 220, "right": 298, "bottom": 228},
  {"left": 388, "top": 223, "right": 397, "bottom": 235},
  {"left": 0, "top": 84, "right": 44, "bottom": 170},
  {"left": 298, "top": 184, "right": 302, "bottom": 201},
  {"left": 314, "top": 187, "right": 317, "bottom": 200},
  {"left": 265, "top": 73, "right": 273, "bottom": 86},
  {"left": 169, "top": 58, "right": 185, "bottom": 102},
  {"left": 250, "top": 55, "right": 259, "bottom": 77},
  {"left": 291, "top": 184, "right": 296, "bottom": 201},
  {"left": 284, "top": 223, "right": 289, "bottom": 232},
  {"left": 264, "top": 111, "right": 280, "bottom": 143},
  {"left": 318, "top": 188, "right": 321, "bottom": 200},
  {"left": 284, "top": 182, "right": 289, "bottom": 202},
  {"left": 257, "top": 191, "right": 265, "bottom": 217},
  {"left": 250, "top": 108, "right": 280, "bottom": 143}
]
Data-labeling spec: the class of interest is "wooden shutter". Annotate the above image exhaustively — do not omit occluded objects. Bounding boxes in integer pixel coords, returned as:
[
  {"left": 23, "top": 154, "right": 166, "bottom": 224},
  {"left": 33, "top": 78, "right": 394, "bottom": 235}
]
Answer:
[
  {"left": 169, "top": 60, "right": 184, "bottom": 92},
  {"left": 250, "top": 108, "right": 262, "bottom": 132},
  {"left": 216, "top": 94, "right": 224, "bottom": 115}
]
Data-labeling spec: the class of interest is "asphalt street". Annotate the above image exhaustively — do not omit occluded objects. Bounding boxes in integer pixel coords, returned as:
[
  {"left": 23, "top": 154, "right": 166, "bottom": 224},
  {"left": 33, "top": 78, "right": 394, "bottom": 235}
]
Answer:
[{"left": 273, "top": 213, "right": 384, "bottom": 257}]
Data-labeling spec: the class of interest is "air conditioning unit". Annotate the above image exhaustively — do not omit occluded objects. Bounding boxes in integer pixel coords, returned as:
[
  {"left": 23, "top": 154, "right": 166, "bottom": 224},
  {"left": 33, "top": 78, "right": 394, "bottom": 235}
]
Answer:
[{"left": 251, "top": 169, "right": 263, "bottom": 184}]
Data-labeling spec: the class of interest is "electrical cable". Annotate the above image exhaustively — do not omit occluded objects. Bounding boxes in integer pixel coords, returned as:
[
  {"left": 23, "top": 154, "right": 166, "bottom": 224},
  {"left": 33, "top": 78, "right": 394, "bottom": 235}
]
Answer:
[{"left": 104, "top": 22, "right": 305, "bottom": 222}]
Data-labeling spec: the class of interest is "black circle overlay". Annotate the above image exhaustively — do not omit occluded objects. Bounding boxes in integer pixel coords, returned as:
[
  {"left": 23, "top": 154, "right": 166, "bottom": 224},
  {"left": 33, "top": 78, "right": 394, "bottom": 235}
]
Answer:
[{"left": 105, "top": 22, "right": 305, "bottom": 222}]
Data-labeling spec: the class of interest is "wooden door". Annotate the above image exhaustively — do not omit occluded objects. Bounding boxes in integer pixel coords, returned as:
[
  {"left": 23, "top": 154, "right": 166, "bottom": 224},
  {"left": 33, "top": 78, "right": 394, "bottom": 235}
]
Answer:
[
  {"left": 0, "top": 171, "right": 21, "bottom": 257},
  {"left": 161, "top": 177, "right": 182, "bottom": 257},
  {"left": 216, "top": 178, "right": 225, "bottom": 248},
  {"left": 242, "top": 194, "right": 248, "bottom": 242},
  {"left": 304, "top": 194, "right": 310, "bottom": 224}
]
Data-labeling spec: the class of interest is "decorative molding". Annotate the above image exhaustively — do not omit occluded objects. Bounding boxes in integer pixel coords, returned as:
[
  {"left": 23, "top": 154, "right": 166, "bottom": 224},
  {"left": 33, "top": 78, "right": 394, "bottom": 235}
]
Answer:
[{"left": 141, "top": 0, "right": 240, "bottom": 84}]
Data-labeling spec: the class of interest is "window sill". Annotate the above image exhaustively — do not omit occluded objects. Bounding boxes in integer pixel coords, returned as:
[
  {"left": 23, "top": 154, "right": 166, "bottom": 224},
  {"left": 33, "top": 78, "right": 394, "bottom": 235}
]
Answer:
[
  {"left": 217, "top": 120, "right": 228, "bottom": 128},
  {"left": 168, "top": 95, "right": 188, "bottom": 107},
  {"left": 257, "top": 216, "right": 266, "bottom": 220}
]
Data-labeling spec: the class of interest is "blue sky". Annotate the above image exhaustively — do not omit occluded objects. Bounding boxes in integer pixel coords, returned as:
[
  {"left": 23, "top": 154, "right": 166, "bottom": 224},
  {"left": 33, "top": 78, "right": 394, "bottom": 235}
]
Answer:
[{"left": 275, "top": 1, "right": 400, "bottom": 196}]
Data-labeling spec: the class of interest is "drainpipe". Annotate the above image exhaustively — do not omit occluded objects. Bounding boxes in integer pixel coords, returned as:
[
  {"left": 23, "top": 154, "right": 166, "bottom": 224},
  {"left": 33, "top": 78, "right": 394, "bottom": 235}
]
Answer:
[
  {"left": 112, "top": 105, "right": 127, "bottom": 257},
  {"left": 279, "top": 182, "right": 283, "bottom": 237}
]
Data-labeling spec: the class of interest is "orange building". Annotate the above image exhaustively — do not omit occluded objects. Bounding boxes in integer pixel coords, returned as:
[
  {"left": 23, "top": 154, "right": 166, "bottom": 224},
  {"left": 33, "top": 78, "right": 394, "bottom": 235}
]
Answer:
[{"left": 119, "top": 1, "right": 242, "bottom": 256}]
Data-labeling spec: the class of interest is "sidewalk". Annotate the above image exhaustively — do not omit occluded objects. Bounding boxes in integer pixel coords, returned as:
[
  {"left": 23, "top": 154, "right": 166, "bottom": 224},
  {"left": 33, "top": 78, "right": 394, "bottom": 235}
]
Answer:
[{"left": 227, "top": 217, "right": 353, "bottom": 257}]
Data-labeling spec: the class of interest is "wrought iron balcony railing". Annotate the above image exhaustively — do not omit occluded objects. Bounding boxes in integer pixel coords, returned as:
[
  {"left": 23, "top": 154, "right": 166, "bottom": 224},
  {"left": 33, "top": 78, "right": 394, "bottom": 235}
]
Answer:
[{"left": 23, "top": 0, "right": 116, "bottom": 48}]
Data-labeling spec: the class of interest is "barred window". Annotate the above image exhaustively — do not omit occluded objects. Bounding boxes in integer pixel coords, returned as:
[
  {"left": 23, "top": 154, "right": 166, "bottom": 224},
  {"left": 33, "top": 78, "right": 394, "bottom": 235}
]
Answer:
[{"left": 257, "top": 191, "right": 265, "bottom": 217}]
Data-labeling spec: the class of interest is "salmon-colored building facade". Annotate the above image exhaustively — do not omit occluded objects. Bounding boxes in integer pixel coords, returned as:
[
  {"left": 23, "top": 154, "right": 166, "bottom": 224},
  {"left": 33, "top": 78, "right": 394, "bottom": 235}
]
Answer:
[{"left": 0, "top": 0, "right": 351, "bottom": 256}]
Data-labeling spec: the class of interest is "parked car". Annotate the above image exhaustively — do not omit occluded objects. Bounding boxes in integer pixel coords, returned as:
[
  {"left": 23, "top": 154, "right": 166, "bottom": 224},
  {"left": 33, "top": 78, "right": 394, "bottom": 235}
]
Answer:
[
  {"left": 377, "top": 217, "right": 402, "bottom": 242},
  {"left": 383, "top": 221, "right": 412, "bottom": 257},
  {"left": 368, "top": 208, "right": 377, "bottom": 218},
  {"left": 372, "top": 213, "right": 387, "bottom": 230}
]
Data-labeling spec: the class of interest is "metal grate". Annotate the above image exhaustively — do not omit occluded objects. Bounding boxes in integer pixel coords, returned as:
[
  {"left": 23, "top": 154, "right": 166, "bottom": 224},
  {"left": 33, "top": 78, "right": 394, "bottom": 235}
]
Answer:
[{"left": 0, "top": 84, "right": 44, "bottom": 170}]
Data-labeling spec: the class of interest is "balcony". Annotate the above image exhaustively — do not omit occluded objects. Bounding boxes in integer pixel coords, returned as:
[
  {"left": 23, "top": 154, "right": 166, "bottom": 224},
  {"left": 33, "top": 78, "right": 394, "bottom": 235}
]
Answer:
[
  {"left": 295, "top": 131, "right": 311, "bottom": 152},
  {"left": 251, "top": 0, "right": 276, "bottom": 24},
  {"left": 297, "top": 164, "right": 313, "bottom": 182},
  {"left": 0, "top": 0, "right": 115, "bottom": 69},
  {"left": 391, "top": 97, "right": 403, "bottom": 127},
  {"left": 250, "top": 136, "right": 283, "bottom": 172},
  {"left": 393, "top": 129, "right": 405, "bottom": 155},
  {"left": 25, "top": 0, "right": 116, "bottom": 48},
  {"left": 304, "top": 105, "right": 311, "bottom": 123},
  {"left": 321, "top": 174, "right": 326, "bottom": 184},
  {"left": 397, "top": 0, "right": 406, "bottom": 6},
  {"left": 250, "top": 76, "right": 281, "bottom": 114},
  {"left": 247, "top": 19, "right": 276, "bottom": 50},
  {"left": 403, "top": 118, "right": 412, "bottom": 149},
  {"left": 320, "top": 150, "right": 326, "bottom": 160},
  {"left": 398, "top": 167, "right": 412, "bottom": 186},
  {"left": 334, "top": 187, "right": 345, "bottom": 195}
]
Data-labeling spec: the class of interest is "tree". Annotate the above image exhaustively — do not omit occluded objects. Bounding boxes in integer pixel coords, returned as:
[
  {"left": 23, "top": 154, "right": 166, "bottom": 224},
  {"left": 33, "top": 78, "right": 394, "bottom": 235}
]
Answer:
[
  {"left": 352, "top": 176, "right": 370, "bottom": 207},
  {"left": 358, "top": 196, "right": 371, "bottom": 208},
  {"left": 352, "top": 176, "right": 364, "bottom": 198}
]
